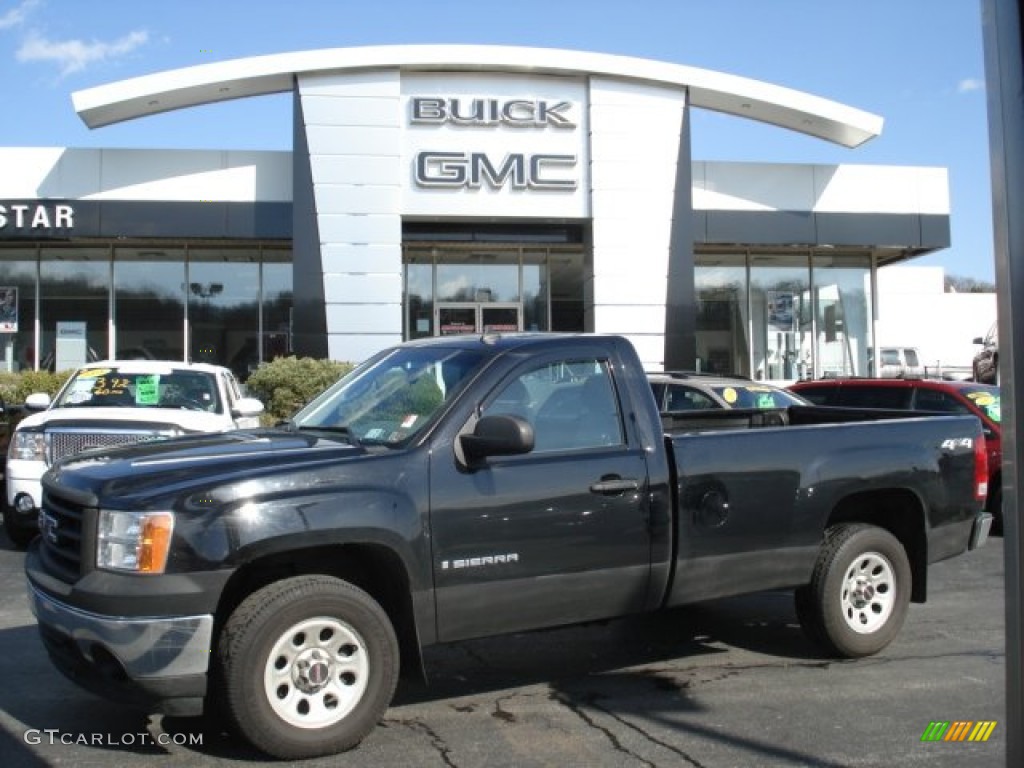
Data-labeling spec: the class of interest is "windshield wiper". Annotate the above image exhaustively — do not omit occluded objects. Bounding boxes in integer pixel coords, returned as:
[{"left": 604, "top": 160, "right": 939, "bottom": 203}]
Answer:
[{"left": 294, "top": 424, "right": 361, "bottom": 447}]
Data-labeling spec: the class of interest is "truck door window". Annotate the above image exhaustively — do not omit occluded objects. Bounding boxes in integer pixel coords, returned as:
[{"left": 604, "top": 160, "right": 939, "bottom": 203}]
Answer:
[
  {"left": 483, "top": 358, "right": 624, "bottom": 452},
  {"left": 914, "top": 389, "right": 969, "bottom": 414}
]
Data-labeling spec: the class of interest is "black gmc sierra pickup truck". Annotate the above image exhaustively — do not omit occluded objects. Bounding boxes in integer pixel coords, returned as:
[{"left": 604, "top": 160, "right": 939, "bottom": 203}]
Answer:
[{"left": 24, "top": 333, "right": 993, "bottom": 759}]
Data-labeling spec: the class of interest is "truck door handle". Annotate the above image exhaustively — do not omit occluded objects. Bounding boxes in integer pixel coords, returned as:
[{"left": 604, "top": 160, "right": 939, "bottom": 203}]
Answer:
[{"left": 590, "top": 477, "right": 639, "bottom": 495}]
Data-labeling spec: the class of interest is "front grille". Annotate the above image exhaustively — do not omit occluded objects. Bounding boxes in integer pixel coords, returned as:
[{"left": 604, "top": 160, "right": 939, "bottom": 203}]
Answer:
[
  {"left": 48, "top": 428, "right": 173, "bottom": 464},
  {"left": 38, "top": 489, "right": 91, "bottom": 583}
]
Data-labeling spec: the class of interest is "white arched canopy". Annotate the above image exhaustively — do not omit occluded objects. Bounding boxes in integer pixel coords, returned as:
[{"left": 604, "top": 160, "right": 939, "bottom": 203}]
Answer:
[{"left": 72, "top": 45, "right": 882, "bottom": 147}]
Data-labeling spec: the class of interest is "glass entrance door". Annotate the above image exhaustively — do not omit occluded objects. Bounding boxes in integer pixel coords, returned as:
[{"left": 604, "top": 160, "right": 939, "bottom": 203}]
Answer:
[
  {"left": 435, "top": 303, "right": 522, "bottom": 336},
  {"left": 436, "top": 304, "right": 479, "bottom": 336}
]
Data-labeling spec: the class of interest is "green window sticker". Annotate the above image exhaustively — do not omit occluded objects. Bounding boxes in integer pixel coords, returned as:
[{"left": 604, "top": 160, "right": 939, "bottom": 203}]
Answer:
[
  {"left": 757, "top": 393, "right": 775, "bottom": 409},
  {"left": 135, "top": 375, "right": 159, "bottom": 405}
]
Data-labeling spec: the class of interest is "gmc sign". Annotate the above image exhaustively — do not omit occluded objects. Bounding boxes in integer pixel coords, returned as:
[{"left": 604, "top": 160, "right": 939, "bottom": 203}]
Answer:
[{"left": 415, "top": 151, "right": 577, "bottom": 190}]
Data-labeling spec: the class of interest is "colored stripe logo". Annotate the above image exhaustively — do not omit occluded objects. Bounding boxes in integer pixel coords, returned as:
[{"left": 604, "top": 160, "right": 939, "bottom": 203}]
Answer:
[{"left": 921, "top": 721, "right": 997, "bottom": 742}]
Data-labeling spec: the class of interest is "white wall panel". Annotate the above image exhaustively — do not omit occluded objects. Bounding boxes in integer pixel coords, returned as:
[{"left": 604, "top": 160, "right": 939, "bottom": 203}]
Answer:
[
  {"left": 323, "top": 273, "right": 403, "bottom": 303},
  {"left": 0, "top": 148, "right": 291, "bottom": 201},
  {"left": 305, "top": 126, "right": 402, "bottom": 157},
  {"left": 316, "top": 214, "right": 401, "bottom": 245},
  {"left": 309, "top": 155, "right": 403, "bottom": 186},
  {"left": 587, "top": 76, "right": 684, "bottom": 354},
  {"left": 325, "top": 303, "right": 403, "bottom": 334},
  {"left": 590, "top": 272, "right": 668, "bottom": 304},
  {"left": 400, "top": 73, "right": 587, "bottom": 218},
  {"left": 618, "top": 334, "right": 667, "bottom": 370},
  {"left": 298, "top": 70, "right": 401, "bottom": 97},
  {"left": 588, "top": 303, "right": 665, "bottom": 333},
  {"left": 590, "top": 159, "right": 679, "bottom": 191},
  {"left": 0, "top": 148, "right": 67, "bottom": 196},
  {"left": 321, "top": 243, "right": 402, "bottom": 273},
  {"left": 327, "top": 333, "right": 403, "bottom": 365},
  {"left": 814, "top": 165, "right": 949, "bottom": 214},
  {"left": 300, "top": 96, "right": 399, "bottom": 127},
  {"left": 298, "top": 71, "right": 405, "bottom": 359},
  {"left": 591, "top": 218, "right": 673, "bottom": 252},
  {"left": 590, "top": 188, "right": 676, "bottom": 221},
  {"left": 697, "top": 162, "right": 814, "bottom": 212},
  {"left": 313, "top": 185, "right": 401, "bottom": 215}
]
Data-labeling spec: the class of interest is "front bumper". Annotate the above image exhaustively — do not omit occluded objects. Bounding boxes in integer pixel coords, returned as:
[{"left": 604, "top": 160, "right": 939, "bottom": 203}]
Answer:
[
  {"left": 5, "top": 457, "right": 46, "bottom": 522},
  {"left": 27, "top": 579, "right": 214, "bottom": 716}
]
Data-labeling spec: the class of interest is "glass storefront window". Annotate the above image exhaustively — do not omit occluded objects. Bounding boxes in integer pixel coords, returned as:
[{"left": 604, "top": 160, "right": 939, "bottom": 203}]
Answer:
[
  {"left": 405, "top": 248, "right": 434, "bottom": 340},
  {"left": 436, "top": 250, "right": 519, "bottom": 303},
  {"left": 261, "top": 248, "right": 293, "bottom": 366},
  {"left": 695, "top": 252, "right": 749, "bottom": 376},
  {"left": 522, "top": 249, "right": 549, "bottom": 332},
  {"left": 188, "top": 248, "right": 259, "bottom": 379},
  {"left": 750, "top": 253, "right": 810, "bottom": 381},
  {"left": 40, "top": 247, "right": 110, "bottom": 371},
  {"left": 114, "top": 247, "right": 185, "bottom": 362},
  {"left": 812, "top": 252, "right": 872, "bottom": 378},
  {"left": 0, "top": 248, "right": 38, "bottom": 371}
]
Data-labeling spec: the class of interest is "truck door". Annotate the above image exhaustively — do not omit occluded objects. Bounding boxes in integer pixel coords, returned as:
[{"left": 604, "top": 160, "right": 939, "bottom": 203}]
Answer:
[{"left": 429, "top": 353, "right": 653, "bottom": 642}]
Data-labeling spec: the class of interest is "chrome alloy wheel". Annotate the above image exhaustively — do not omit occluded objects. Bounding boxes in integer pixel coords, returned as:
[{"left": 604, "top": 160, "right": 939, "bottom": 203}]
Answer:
[
  {"left": 841, "top": 551, "right": 896, "bottom": 634},
  {"left": 263, "top": 616, "right": 370, "bottom": 728}
]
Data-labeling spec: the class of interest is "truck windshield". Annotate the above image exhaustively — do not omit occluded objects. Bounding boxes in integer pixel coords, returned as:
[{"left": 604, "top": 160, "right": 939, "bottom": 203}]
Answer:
[{"left": 291, "top": 347, "right": 486, "bottom": 445}]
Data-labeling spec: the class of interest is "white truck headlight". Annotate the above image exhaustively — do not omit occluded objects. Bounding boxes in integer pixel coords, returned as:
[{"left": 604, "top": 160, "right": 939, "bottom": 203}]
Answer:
[
  {"left": 9, "top": 430, "right": 46, "bottom": 461},
  {"left": 97, "top": 510, "right": 175, "bottom": 574}
]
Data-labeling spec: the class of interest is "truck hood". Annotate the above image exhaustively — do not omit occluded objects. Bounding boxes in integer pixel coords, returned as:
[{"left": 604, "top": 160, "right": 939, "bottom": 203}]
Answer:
[
  {"left": 18, "top": 406, "right": 232, "bottom": 433},
  {"left": 45, "top": 428, "right": 366, "bottom": 503}
]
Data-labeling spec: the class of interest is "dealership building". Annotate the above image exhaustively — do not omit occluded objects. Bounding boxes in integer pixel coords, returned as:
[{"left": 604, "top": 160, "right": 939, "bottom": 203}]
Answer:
[{"left": 0, "top": 45, "right": 950, "bottom": 380}]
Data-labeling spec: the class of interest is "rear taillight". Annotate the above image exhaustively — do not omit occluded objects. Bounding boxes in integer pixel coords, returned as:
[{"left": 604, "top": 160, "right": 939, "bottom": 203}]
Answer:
[{"left": 974, "top": 434, "right": 989, "bottom": 503}]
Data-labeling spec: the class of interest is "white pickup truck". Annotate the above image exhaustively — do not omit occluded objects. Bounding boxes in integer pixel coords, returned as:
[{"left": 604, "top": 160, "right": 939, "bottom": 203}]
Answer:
[{"left": 3, "top": 360, "right": 263, "bottom": 547}]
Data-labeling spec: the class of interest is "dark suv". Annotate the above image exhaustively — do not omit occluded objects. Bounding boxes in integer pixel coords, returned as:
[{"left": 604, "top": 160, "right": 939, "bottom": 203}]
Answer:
[{"left": 788, "top": 377, "right": 1003, "bottom": 529}]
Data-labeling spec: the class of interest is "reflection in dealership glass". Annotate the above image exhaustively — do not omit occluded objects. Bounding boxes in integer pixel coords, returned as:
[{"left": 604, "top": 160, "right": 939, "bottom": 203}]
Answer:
[{"left": 292, "top": 347, "right": 485, "bottom": 446}]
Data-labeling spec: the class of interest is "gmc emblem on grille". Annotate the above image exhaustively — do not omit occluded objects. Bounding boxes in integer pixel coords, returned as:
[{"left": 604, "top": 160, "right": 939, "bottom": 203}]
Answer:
[{"left": 38, "top": 510, "right": 59, "bottom": 544}]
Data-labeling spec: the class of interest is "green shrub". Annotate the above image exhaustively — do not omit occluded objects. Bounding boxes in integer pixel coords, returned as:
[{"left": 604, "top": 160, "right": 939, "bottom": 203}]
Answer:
[
  {"left": 245, "top": 357, "right": 354, "bottom": 424},
  {"left": 0, "top": 369, "right": 72, "bottom": 405}
]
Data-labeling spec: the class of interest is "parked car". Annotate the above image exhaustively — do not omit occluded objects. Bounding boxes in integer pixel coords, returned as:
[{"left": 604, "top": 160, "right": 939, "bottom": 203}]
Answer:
[
  {"left": 873, "top": 346, "right": 925, "bottom": 378},
  {"left": 3, "top": 360, "right": 264, "bottom": 547},
  {"left": 648, "top": 371, "right": 810, "bottom": 411},
  {"left": 973, "top": 322, "right": 998, "bottom": 385},
  {"left": 789, "top": 377, "right": 1003, "bottom": 529}
]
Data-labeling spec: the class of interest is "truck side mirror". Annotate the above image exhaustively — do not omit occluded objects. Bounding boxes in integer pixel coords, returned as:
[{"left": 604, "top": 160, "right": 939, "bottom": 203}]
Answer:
[
  {"left": 459, "top": 414, "right": 534, "bottom": 465},
  {"left": 24, "top": 392, "right": 51, "bottom": 411}
]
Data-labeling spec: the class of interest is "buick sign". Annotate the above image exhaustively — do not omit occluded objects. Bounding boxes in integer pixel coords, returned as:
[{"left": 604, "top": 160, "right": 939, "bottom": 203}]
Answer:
[{"left": 411, "top": 97, "right": 576, "bottom": 128}]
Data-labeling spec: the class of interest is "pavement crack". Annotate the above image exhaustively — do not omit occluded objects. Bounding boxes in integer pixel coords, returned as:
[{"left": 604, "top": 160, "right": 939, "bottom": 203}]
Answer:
[
  {"left": 587, "top": 699, "right": 711, "bottom": 768},
  {"left": 551, "top": 691, "right": 657, "bottom": 767},
  {"left": 385, "top": 717, "right": 459, "bottom": 768}
]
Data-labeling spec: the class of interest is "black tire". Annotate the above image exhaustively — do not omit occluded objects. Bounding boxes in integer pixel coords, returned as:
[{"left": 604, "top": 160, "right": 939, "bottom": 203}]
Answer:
[
  {"left": 3, "top": 507, "right": 36, "bottom": 549},
  {"left": 795, "top": 524, "right": 911, "bottom": 658},
  {"left": 217, "top": 575, "right": 399, "bottom": 759},
  {"left": 989, "top": 484, "right": 1003, "bottom": 536}
]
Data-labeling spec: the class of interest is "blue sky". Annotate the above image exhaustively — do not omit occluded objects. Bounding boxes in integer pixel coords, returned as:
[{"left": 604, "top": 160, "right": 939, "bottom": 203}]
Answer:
[{"left": 0, "top": 0, "right": 995, "bottom": 281}]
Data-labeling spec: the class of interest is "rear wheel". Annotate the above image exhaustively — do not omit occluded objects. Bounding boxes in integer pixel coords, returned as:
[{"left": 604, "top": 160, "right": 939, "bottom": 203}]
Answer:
[
  {"left": 217, "top": 575, "right": 399, "bottom": 759},
  {"left": 795, "top": 524, "right": 911, "bottom": 657}
]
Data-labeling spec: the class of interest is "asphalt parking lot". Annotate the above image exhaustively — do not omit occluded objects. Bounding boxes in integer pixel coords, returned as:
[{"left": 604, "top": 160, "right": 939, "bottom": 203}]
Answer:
[{"left": 0, "top": 529, "right": 1007, "bottom": 768}]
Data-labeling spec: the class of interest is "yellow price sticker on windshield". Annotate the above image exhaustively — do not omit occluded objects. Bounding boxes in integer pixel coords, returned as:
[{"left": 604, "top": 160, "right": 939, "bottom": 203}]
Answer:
[
  {"left": 723, "top": 387, "right": 738, "bottom": 404},
  {"left": 77, "top": 368, "right": 112, "bottom": 379}
]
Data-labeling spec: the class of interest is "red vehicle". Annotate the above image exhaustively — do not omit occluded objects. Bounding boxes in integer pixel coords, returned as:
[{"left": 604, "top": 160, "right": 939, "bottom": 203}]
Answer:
[{"left": 789, "top": 378, "right": 1003, "bottom": 529}]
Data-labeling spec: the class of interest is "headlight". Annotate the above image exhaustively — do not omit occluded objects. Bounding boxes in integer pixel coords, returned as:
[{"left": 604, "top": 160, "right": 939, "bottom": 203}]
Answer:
[
  {"left": 9, "top": 430, "right": 47, "bottom": 462},
  {"left": 97, "top": 510, "right": 175, "bottom": 574}
]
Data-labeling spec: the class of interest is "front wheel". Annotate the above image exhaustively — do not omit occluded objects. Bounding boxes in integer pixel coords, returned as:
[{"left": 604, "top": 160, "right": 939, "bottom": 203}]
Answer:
[
  {"left": 217, "top": 575, "right": 399, "bottom": 759},
  {"left": 795, "top": 524, "right": 911, "bottom": 658}
]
